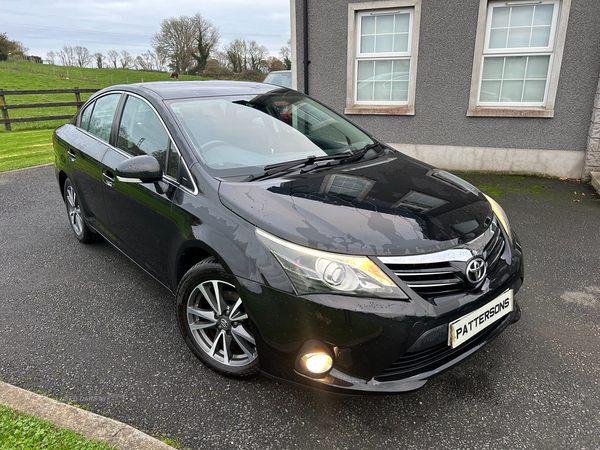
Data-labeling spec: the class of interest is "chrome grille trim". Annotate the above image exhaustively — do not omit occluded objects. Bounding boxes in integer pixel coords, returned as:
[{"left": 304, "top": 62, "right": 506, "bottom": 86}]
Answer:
[{"left": 378, "top": 220, "right": 507, "bottom": 298}]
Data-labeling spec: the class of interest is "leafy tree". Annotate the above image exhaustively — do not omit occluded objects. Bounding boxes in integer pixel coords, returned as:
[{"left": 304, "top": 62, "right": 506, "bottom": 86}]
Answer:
[
  {"left": 265, "top": 56, "right": 286, "bottom": 72},
  {"left": 107, "top": 50, "right": 119, "bottom": 69},
  {"left": 279, "top": 39, "right": 292, "bottom": 70},
  {"left": 0, "top": 32, "right": 27, "bottom": 61},
  {"left": 152, "top": 13, "right": 219, "bottom": 73},
  {"left": 93, "top": 52, "right": 104, "bottom": 68}
]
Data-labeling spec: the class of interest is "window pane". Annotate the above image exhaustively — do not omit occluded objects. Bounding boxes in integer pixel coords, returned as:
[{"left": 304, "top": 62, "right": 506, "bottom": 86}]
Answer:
[
  {"left": 167, "top": 143, "right": 179, "bottom": 179},
  {"left": 480, "top": 80, "right": 501, "bottom": 102},
  {"left": 507, "top": 27, "right": 531, "bottom": 48},
  {"left": 361, "top": 35, "right": 375, "bottom": 53},
  {"left": 375, "top": 34, "right": 393, "bottom": 53},
  {"left": 393, "top": 33, "right": 409, "bottom": 52},
  {"left": 87, "top": 94, "right": 120, "bottom": 142},
  {"left": 526, "top": 55, "right": 550, "bottom": 78},
  {"left": 357, "top": 82, "right": 374, "bottom": 101},
  {"left": 500, "top": 80, "right": 524, "bottom": 102},
  {"left": 117, "top": 96, "right": 168, "bottom": 169},
  {"left": 376, "top": 15, "right": 394, "bottom": 34},
  {"left": 531, "top": 26, "right": 551, "bottom": 47},
  {"left": 510, "top": 6, "right": 534, "bottom": 27},
  {"left": 357, "top": 60, "right": 374, "bottom": 81},
  {"left": 482, "top": 57, "right": 504, "bottom": 80},
  {"left": 362, "top": 16, "right": 376, "bottom": 34},
  {"left": 491, "top": 7, "right": 510, "bottom": 28},
  {"left": 523, "top": 80, "right": 547, "bottom": 102},
  {"left": 391, "top": 81, "right": 409, "bottom": 101},
  {"left": 374, "top": 60, "right": 392, "bottom": 78},
  {"left": 503, "top": 56, "right": 527, "bottom": 79},
  {"left": 394, "top": 13, "right": 410, "bottom": 33},
  {"left": 489, "top": 28, "right": 508, "bottom": 49},
  {"left": 533, "top": 4, "right": 554, "bottom": 25},
  {"left": 373, "top": 81, "right": 391, "bottom": 101},
  {"left": 80, "top": 104, "right": 93, "bottom": 131},
  {"left": 392, "top": 59, "right": 410, "bottom": 80}
]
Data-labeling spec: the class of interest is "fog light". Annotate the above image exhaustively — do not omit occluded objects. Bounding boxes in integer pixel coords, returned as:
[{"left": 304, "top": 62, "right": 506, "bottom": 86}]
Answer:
[{"left": 301, "top": 353, "right": 333, "bottom": 374}]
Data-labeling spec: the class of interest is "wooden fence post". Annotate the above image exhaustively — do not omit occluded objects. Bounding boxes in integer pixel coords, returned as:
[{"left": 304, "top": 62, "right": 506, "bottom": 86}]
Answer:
[
  {"left": 74, "top": 87, "right": 81, "bottom": 107},
  {"left": 0, "top": 89, "right": 11, "bottom": 131}
]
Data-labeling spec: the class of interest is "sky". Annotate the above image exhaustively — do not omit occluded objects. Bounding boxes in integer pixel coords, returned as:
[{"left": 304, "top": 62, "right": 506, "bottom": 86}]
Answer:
[{"left": 2, "top": 0, "right": 291, "bottom": 62}]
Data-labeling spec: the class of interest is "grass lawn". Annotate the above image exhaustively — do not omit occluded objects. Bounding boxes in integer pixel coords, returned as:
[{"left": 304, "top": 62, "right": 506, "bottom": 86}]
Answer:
[
  {"left": 0, "top": 129, "right": 54, "bottom": 172},
  {"left": 0, "top": 404, "right": 116, "bottom": 450}
]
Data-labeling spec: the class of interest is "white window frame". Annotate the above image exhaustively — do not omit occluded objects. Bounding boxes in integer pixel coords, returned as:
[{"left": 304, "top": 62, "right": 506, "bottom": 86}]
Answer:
[
  {"left": 345, "top": 0, "right": 421, "bottom": 116},
  {"left": 467, "top": 0, "right": 571, "bottom": 118}
]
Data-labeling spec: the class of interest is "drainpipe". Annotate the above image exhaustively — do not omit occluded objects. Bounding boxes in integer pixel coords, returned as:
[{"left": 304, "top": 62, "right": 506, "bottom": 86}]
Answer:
[{"left": 303, "top": 0, "right": 310, "bottom": 95}]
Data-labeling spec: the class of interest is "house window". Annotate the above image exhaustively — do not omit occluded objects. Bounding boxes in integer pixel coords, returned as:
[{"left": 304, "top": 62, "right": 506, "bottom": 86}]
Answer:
[
  {"left": 345, "top": 1, "right": 421, "bottom": 116},
  {"left": 468, "top": 0, "right": 571, "bottom": 117}
]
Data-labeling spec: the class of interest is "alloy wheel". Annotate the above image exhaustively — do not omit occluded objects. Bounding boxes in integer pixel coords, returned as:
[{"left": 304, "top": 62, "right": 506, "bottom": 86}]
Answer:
[{"left": 186, "top": 279, "right": 257, "bottom": 367}]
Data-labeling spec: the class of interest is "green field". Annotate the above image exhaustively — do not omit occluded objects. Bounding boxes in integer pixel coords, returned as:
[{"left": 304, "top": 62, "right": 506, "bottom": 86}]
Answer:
[
  {"left": 0, "top": 60, "right": 207, "bottom": 132},
  {"left": 0, "top": 61, "right": 209, "bottom": 172}
]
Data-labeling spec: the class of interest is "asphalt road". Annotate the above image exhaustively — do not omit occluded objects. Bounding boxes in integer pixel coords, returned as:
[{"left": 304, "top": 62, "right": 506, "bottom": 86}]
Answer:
[{"left": 1, "top": 165, "right": 599, "bottom": 450}]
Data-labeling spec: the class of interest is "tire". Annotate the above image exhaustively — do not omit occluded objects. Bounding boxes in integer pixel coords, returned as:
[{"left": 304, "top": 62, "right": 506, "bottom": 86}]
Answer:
[
  {"left": 176, "top": 261, "right": 259, "bottom": 377},
  {"left": 63, "top": 178, "right": 100, "bottom": 243}
]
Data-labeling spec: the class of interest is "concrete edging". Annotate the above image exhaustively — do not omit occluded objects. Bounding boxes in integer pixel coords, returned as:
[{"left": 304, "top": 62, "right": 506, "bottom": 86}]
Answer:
[{"left": 0, "top": 381, "right": 174, "bottom": 450}]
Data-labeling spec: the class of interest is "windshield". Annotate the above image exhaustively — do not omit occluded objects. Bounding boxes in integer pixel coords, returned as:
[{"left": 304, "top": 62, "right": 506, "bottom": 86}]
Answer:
[
  {"left": 264, "top": 72, "right": 292, "bottom": 88},
  {"left": 169, "top": 91, "right": 374, "bottom": 177}
]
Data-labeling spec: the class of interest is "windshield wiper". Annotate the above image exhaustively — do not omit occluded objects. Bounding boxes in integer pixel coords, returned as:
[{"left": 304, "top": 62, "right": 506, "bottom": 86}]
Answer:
[{"left": 243, "top": 153, "right": 351, "bottom": 182}]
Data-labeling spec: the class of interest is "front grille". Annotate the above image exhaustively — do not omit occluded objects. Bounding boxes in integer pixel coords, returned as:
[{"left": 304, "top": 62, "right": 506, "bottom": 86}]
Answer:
[
  {"left": 379, "top": 221, "right": 506, "bottom": 298},
  {"left": 374, "top": 313, "right": 510, "bottom": 382}
]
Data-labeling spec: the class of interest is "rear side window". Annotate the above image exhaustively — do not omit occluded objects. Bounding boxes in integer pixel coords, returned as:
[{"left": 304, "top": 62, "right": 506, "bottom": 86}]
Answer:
[
  {"left": 79, "top": 103, "right": 93, "bottom": 131},
  {"left": 87, "top": 94, "right": 121, "bottom": 142},
  {"left": 117, "top": 95, "right": 169, "bottom": 171}
]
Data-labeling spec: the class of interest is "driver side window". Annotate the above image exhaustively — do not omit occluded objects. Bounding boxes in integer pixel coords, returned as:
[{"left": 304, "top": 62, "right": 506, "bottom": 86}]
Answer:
[{"left": 117, "top": 95, "right": 168, "bottom": 171}]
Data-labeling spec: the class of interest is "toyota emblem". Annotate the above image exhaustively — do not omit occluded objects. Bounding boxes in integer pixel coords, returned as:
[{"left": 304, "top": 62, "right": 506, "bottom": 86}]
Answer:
[{"left": 466, "top": 257, "right": 486, "bottom": 284}]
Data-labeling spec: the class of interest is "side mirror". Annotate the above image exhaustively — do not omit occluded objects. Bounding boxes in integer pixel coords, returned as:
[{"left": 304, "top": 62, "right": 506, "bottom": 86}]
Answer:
[{"left": 116, "top": 155, "right": 163, "bottom": 184}]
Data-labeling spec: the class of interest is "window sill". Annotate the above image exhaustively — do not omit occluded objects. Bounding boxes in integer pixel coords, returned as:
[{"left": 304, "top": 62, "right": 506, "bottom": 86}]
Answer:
[
  {"left": 344, "top": 105, "right": 415, "bottom": 116},
  {"left": 466, "top": 107, "right": 554, "bottom": 118}
]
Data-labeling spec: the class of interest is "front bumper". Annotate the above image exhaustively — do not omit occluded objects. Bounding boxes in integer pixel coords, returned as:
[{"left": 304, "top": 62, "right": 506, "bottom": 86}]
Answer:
[{"left": 237, "top": 245, "right": 524, "bottom": 394}]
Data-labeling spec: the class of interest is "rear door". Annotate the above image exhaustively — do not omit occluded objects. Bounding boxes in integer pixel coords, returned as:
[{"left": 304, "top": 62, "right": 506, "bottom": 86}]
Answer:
[{"left": 69, "top": 93, "right": 122, "bottom": 235}]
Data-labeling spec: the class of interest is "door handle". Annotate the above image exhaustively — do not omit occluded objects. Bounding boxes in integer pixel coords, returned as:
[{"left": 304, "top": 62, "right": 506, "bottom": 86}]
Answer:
[
  {"left": 67, "top": 149, "right": 76, "bottom": 161},
  {"left": 102, "top": 170, "right": 115, "bottom": 187}
]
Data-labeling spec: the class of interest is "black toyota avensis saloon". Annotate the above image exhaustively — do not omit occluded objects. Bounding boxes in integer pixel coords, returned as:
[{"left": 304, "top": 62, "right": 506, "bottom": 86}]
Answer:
[{"left": 53, "top": 81, "right": 524, "bottom": 394}]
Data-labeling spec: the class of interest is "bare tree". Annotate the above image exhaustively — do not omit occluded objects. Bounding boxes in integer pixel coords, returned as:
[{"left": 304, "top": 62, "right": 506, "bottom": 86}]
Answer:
[
  {"left": 107, "top": 49, "right": 119, "bottom": 69},
  {"left": 247, "top": 40, "right": 268, "bottom": 72},
  {"left": 224, "top": 39, "right": 247, "bottom": 73},
  {"left": 152, "top": 13, "right": 219, "bottom": 73},
  {"left": 135, "top": 51, "right": 156, "bottom": 71},
  {"left": 46, "top": 50, "right": 56, "bottom": 65},
  {"left": 74, "top": 46, "right": 92, "bottom": 67},
  {"left": 119, "top": 50, "right": 133, "bottom": 69},
  {"left": 279, "top": 39, "right": 292, "bottom": 70},
  {"left": 57, "top": 45, "right": 75, "bottom": 66},
  {"left": 93, "top": 52, "right": 104, "bottom": 69}
]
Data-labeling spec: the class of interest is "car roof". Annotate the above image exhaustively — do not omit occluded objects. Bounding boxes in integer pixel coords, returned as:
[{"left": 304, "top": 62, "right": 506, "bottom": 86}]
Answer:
[{"left": 105, "top": 80, "right": 283, "bottom": 101}]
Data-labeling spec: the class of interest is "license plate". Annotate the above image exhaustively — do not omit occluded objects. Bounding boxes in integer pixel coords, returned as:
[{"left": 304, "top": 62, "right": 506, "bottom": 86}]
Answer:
[{"left": 448, "top": 290, "right": 513, "bottom": 349}]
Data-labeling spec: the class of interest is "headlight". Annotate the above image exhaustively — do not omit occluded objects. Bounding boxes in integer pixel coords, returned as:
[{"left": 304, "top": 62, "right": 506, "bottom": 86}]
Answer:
[
  {"left": 483, "top": 194, "right": 512, "bottom": 242},
  {"left": 256, "top": 229, "right": 407, "bottom": 299}
]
